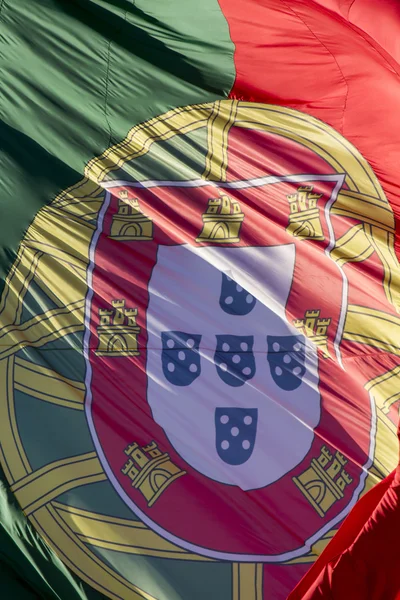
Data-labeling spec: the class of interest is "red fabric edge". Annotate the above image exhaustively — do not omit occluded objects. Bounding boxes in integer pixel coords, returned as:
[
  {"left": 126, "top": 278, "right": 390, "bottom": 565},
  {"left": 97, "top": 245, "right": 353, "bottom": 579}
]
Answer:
[{"left": 287, "top": 469, "right": 396, "bottom": 599}]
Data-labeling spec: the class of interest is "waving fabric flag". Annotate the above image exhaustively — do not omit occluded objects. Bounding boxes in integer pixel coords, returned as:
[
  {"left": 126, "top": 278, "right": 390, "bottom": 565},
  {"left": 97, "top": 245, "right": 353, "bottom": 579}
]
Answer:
[{"left": 1, "top": 1, "right": 400, "bottom": 599}]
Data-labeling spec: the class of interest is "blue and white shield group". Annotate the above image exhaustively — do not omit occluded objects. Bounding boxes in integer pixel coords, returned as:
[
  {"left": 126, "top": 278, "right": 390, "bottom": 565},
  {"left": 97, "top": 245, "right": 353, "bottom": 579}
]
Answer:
[{"left": 146, "top": 245, "right": 321, "bottom": 491}]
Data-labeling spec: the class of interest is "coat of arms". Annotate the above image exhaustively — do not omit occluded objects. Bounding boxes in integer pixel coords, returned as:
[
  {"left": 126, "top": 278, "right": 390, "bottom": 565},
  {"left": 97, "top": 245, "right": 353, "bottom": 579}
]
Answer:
[{"left": 1, "top": 101, "right": 398, "bottom": 598}]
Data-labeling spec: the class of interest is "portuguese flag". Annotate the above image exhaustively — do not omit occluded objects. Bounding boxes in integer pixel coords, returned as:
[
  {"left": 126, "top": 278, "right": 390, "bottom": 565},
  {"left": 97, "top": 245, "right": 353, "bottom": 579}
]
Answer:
[{"left": 1, "top": 1, "right": 400, "bottom": 599}]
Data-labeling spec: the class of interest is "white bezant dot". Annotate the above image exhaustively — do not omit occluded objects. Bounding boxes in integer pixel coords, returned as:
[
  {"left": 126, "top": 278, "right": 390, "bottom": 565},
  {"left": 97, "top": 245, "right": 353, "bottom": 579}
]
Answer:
[
  {"left": 293, "top": 366, "right": 302, "bottom": 376},
  {"left": 226, "top": 275, "right": 232, "bottom": 282},
  {"left": 221, "top": 440, "right": 230, "bottom": 450},
  {"left": 275, "top": 366, "right": 283, "bottom": 376},
  {"left": 246, "top": 294, "right": 254, "bottom": 304},
  {"left": 220, "top": 363, "right": 228, "bottom": 372},
  {"left": 225, "top": 296, "right": 234, "bottom": 305},
  {"left": 293, "top": 342, "right": 302, "bottom": 352},
  {"left": 189, "top": 363, "right": 198, "bottom": 373},
  {"left": 222, "top": 342, "right": 230, "bottom": 352},
  {"left": 244, "top": 416, "right": 252, "bottom": 425},
  {"left": 240, "top": 342, "right": 248, "bottom": 351},
  {"left": 236, "top": 284, "right": 243, "bottom": 292},
  {"left": 283, "top": 354, "right": 291, "bottom": 364},
  {"left": 178, "top": 351, "right": 185, "bottom": 361},
  {"left": 273, "top": 342, "right": 280, "bottom": 352},
  {"left": 231, "top": 426, "right": 239, "bottom": 437},
  {"left": 220, "top": 415, "right": 229, "bottom": 424},
  {"left": 232, "top": 354, "right": 241, "bottom": 364},
  {"left": 186, "top": 338, "right": 195, "bottom": 348},
  {"left": 167, "top": 339, "right": 175, "bottom": 349},
  {"left": 242, "top": 440, "right": 251, "bottom": 450},
  {"left": 167, "top": 362, "right": 175, "bottom": 372},
  {"left": 242, "top": 367, "right": 251, "bottom": 376}
]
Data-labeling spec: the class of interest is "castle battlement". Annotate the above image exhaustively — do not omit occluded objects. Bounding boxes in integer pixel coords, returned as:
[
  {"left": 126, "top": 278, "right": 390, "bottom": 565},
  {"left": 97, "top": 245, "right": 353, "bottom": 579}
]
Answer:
[
  {"left": 206, "top": 198, "right": 223, "bottom": 214},
  {"left": 287, "top": 186, "right": 322, "bottom": 211},
  {"left": 112, "top": 299, "right": 126, "bottom": 308},
  {"left": 317, "top": 318, "right": 331, "bottom": 327},
  {"left": 205, "top": 194, "right": 242, "bottom": 216}
]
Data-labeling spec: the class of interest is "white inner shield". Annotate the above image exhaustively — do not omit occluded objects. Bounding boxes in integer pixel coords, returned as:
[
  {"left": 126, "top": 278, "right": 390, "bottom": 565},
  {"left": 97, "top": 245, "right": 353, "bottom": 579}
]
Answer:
[{"left": 146, "top": 244, "right": 321, "bottom": 490}]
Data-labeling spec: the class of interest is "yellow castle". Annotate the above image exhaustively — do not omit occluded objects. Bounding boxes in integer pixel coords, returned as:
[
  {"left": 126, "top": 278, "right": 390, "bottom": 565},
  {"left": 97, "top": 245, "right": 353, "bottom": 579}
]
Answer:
[
  {"left": 110, "top": 191, "right": 153, "bottom": 241},
  {"left": 293, "top": 309, "right": 331, "bottom": 358},
  {"left": 196, "top": 190, "right": 244, "bottom": 243},
  {"left": 121, "top": 441, "right": 186, "bottom": 507},
  {"left": 293, "top": 445, "right": 353, "bottom": 517},
  {"left": 96, "top": 299, "right": 140, "bottom": 357},
  {"left": 286, "top": 185, "right": 323, "bottom": 240}
]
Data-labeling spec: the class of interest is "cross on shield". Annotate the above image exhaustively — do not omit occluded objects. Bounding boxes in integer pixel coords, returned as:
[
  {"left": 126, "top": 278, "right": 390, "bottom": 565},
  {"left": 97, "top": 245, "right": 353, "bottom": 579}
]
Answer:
[
  {"left": 267, "top": 335, "right": 306, "bottom": 391},
  {"left": 147, "top": 244, "right": 320, "bottom": 490},
  {"left": 215, "top": 407, "right": 258, "bottom": 465},
  {"left": 161, "top": 331, "right": 202, "bottom": 386},
  {"left": 214, "top": 335, "right": 255, "bottom": 387},
  {"left": 219, "top": 272, "right": 257, "bottom": 315}
]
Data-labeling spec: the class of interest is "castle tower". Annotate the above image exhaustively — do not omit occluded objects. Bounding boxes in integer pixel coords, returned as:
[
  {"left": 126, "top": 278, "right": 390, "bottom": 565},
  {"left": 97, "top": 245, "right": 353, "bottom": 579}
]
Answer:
[
  {"left": 96, "top": 300, "right": 141, "bottom": 356},
  {"left": 121, "top": 441, "right": 186, "bottom": 507},
  {"left": 110, "top": 191, "right": 153, "bottom": 241},
  {"left": 196, "top": 191, "right": 244, "bottom": 243},
  {"left": 293, "top": 309, "right": 331, "bottom": 358},
  {"left": 286, "top": 185, "right": 324, "bottom": 240},
  {"left": 293, "top": 445, "right": 353, "bottom": 517}
]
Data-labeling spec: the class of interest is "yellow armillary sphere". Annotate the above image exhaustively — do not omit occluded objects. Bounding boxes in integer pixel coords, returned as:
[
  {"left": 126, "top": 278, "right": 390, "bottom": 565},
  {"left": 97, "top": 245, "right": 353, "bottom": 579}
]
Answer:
[{"left": 0, "top": 101, "right": 399, "bottom": 599}]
